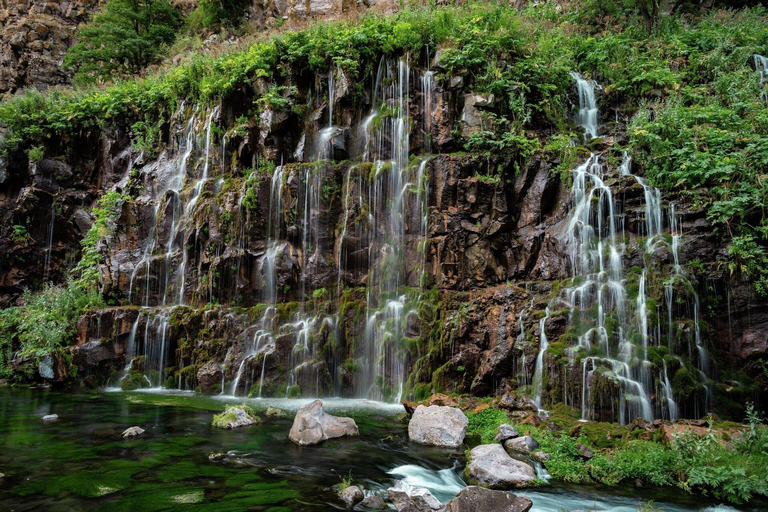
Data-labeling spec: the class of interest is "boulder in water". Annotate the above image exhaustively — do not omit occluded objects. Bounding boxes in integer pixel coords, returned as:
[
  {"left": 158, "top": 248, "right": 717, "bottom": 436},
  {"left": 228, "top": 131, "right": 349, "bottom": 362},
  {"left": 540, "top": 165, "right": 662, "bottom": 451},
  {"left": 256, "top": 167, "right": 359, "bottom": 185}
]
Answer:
[
  {"left": 465, "top": 444, "right": 536, "bottom": 488},
  {"left": 360, "top": 494, "right": 387, "bottom": 509},
  {"left": 408, "top": 405, "right": 468, "bottom": 448},
  {"left": 386, "top": 480, "right": 443, "bottom": 511},
  {"left": 339, "top": 484, "right": 364, "bottom": 508},
  {"left": 42, "top": 414, "right": 58, "bottom": 422},
  {"left": 212, "top": 405, "right": 260, "bottom": 429},
  {"left": 444, "top": 486, "right": 533, "bottom": 512},
  {"left": 122, "top": 426, "right": 145, "bottom": 438},
  {"left": 493, "top": 424, "right": 519, "bottom": 443},
  {"left": 288, "top": 400, "right": 358, "bottom": 446},
  {"left": 503, "top": 436, "right": 539, "bottom": 454}
]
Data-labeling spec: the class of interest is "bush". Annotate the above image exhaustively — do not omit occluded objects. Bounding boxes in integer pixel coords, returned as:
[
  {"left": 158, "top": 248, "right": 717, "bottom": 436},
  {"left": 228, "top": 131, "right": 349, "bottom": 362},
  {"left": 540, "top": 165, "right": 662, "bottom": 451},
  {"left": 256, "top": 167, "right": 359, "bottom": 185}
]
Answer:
[{"left": 64, "top": 0, "right": 181, "bottom": 83}]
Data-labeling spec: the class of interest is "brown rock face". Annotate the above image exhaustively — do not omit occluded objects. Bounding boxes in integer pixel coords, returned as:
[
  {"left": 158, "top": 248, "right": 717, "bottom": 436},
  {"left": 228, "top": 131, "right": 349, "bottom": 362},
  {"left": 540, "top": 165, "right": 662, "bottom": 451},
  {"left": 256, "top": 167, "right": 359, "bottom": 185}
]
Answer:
[{"left": 0, "top": 0, "right": 99, "bottom": 94}]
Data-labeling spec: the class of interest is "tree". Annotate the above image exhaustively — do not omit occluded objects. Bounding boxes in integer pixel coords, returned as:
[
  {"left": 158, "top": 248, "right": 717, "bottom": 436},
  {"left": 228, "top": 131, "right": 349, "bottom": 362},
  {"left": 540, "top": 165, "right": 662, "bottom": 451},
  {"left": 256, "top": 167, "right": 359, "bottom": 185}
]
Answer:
[{"left": 64, "top": 0, "right": 181, "bottom": 83}]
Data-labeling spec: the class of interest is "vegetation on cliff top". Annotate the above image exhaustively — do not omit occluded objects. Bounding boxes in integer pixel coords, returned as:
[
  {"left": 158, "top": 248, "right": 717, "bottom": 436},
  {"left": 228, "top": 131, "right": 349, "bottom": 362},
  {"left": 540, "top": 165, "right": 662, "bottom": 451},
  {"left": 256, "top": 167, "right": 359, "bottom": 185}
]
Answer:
[{"left": 1, "top": 0, "right": 766, "bottom": 295}]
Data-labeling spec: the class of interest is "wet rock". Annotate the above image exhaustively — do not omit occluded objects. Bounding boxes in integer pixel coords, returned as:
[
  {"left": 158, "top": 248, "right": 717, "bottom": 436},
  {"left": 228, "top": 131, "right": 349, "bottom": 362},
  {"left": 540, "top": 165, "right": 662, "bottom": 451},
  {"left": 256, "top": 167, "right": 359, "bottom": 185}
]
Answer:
[
  {"left": 498, "top": 393, "right": 537, "bottom": 412},
  {"left": 288, "top": 399, "right": 358, "bottom": 446},
  {"left": 465, "top": 444, "right": 536, "bottom": 488},
  {"left": 266, "top": 406, "right": 286, "bottom": 417},
  {"left": 503, "top": 436, "right": 539, "bottom": 454},
  {"left": 340, "top": 485, "right": 364, "bottom": 507},
  {"left": 532, "top": 451, "right": 550, "bottom": 462},
  {"left": 386, "top": 480, "right": 443, "bottom": 511},
  {"left": 575, "top": 444, "right": 593, "bottom": 460},
  {"left": 425, "top": 393, "right": 458, "bottom": 407},
  {"left": 122, "top": 426, "right": 145, "bottom": 438},
  {"left": 360, "top": 494, "right": 387, "bottom": 509},
  {"left": 444, "top": 486, "right": 533, "bottom": 512},
  {"left": 408, "top": 405, "right": 468, "bottom": 448},
  {"left": 196, "top": 361, "right": 223, "bottom": 395},
  {"left": 402, "top": 401, "right": 419, "bottom": 417},
  {"left": 494, "top": 423, "right": 520, "bottom": 443},
  {"left": 42, "top": 414, "right": 58, "bottom": 422},
  {"left": 212, "top": 405, "right": 260, "bottom": 429}
]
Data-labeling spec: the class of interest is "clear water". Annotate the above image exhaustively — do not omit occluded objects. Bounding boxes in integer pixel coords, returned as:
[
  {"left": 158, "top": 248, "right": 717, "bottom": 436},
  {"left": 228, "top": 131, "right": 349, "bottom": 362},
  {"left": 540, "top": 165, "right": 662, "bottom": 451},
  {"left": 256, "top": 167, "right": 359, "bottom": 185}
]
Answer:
[{"left": 0, "top": 389, "right": 762, "bottom": 511}]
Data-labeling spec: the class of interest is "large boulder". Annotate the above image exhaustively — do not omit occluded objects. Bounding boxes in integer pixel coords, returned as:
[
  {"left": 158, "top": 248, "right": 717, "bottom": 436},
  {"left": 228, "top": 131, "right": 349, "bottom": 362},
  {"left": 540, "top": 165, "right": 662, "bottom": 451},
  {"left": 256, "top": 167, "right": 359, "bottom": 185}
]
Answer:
[
  {"left": 340, "top": 485, "right": 364, "bottom": 508},
  {"left": 445, "top": 486, "right": 533, "bottom": 512},
  {"left": 288, "top": 400, "right": 358, "bottom": 446},
  {"left": 386, "top": 480, "right": 443, "bottom": 512},
  {"left": 408, "top": 405, "right": 468, "bottom": 448},
  {"left": 465, "top": 444, "right": 536, "bottom": 488}
]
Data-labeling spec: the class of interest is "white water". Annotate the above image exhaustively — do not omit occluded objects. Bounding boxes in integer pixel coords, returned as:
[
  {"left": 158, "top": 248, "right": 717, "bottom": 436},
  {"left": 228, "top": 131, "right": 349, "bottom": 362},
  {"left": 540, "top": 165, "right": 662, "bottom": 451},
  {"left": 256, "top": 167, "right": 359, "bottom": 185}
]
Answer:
[
  {"left": 569, "top": 71, "right": 600, "bottom": 139},
  {"left": 531, "top": 307, "right": 550, "bottom": 410},
  {"left": 386, "top": 464, "right": 742, "bottom": 512},
  {"left": 755, "top": 54, "right": 768, "bottom": 106}
]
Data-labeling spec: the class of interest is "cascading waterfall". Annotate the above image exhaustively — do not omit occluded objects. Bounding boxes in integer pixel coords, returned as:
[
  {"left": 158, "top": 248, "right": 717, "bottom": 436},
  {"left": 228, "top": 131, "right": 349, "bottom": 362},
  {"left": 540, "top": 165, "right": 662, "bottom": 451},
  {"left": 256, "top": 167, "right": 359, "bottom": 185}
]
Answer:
[
  {"left": 118, "top": 103, "right": 223, "bottom": 389},
  {"left": 42, "top": 200, "right": 56, "bottom": 281},
  {"left": 755, "top": 54, "right": 768, "bottom": 106},
  {"left": 531, "top": 308, "right": 550, "bottom": 410},
  {"left": 552, "top": 72, "right": 710, "bottom": 422}
]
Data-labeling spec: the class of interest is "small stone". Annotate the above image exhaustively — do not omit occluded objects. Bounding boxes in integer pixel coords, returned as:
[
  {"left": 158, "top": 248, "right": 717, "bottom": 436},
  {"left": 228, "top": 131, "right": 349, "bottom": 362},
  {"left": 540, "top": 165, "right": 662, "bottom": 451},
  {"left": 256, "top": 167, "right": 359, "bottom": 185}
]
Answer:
[
  {"left": 504, "top": 436, "right": 539, "bottom": 454},
  {"left": 576, "top": 444, "right": 593, "bottom": 460},
  {"left": 360, "top": 494, "right": 387, "bottom": 509},
  {"left": 532, "top": 451, "right": 550, "bottom": 462},
  {"left": 122, "top": 426, "right": 145, "bottom": 438},
  {"left": 493, "top": 423, "right": 519, "bottom": 443},
  {"left": 339, "top": 485, "right": 364, "bottom": 508},
  {"left": 42, "top": 414, "right": 58, "bottom": 422},
  {"left": 0, "top": 473, "right": 5, "bottom": 479}
]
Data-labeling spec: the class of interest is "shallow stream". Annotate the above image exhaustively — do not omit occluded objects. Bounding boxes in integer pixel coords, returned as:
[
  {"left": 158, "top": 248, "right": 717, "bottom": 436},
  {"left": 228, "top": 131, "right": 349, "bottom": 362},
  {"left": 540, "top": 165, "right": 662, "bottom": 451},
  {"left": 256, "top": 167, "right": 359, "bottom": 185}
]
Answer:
[{"left": 0, "top": 389, "right": 763, "bottom": 511}]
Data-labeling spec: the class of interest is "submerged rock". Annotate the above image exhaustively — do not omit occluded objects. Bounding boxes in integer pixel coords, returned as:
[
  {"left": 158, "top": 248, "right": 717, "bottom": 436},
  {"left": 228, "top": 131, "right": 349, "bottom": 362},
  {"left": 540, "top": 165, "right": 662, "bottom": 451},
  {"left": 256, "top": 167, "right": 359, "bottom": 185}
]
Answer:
[
  {"left": 503, "top": 436, "right": 539, "bottom": 454},
  {"left": 122, "top": 426, "right": 145, "bottom": 438},
  {"left": 360, "top": 494, "right": 387, "bottom": 509},
  {"left": 465, "top": 444, "right": 536, "bottom": 488},
  {"left": 444, "top": 486, "right": 533, "bottom": 512},
  {"left": 288, "top": 399, "right": 358, "bottom": 446},
  {"left": 266, "top": 406, "right": 286, "bottom": 418},
  {"left": 493, "top": 424, "right": 519, "bottom": 443},
  {"left": 386, "top": 480, "right": 443, "bottom": 511},
  {"left": 339, "top": 484, "right": 364, "bottom": 507},
  {"left": 408, "top": 405, "right": 468, "bottom": 448},
  {"left": 212, "top": 405, "right": 260, "bottom": 429},
  {"left": 42, "top": 414, "right": 58, "bottom": 422}
]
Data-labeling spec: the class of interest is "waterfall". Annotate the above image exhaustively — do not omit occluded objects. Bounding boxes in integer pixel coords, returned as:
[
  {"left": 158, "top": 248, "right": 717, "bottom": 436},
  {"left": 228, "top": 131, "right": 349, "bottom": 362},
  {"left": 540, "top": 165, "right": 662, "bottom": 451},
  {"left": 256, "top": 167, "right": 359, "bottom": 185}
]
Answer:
[
  {"left": 42, "top": 201, "right": 56, "bottom": 282},
  {"left": 558, "top": 73, "right": 710, "bottom": 423},
  {"left": 421, "top": 70, "right": 435, "bottom": 153},
  {"left": 531, "top": 307, "right": 550, "bottom": 410},
  {"left": 755, "top": 54, "right": 768, "bottom": 106},
  {"left": 569, "top": 72, "right": 599, "bottom": 140}
]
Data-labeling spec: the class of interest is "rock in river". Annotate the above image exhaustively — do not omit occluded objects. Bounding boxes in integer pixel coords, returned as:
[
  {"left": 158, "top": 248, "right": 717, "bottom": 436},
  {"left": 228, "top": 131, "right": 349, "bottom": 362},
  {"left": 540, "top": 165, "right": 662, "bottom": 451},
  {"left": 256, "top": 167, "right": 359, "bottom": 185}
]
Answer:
[
  {"left": 408, "top": 405, "right": 468, "bottom": 448},
  {"left": 122, "top": 426, "right": 145, "bottom": 438},
  {"left": 288, "top": 399, "right": 358, "bottom": 446},
  {"left": 465, "top": 444, "right": 536, "bottom": 488},
  {"left": 340, "top": 484, "right": 364, "bottom": 507},
  {"left": 444, "top": 486, "right": 533, "bottom": 512},
  {"left": 212, "top": 405, "right": 260, "bottom": 429},
  {"left": 387, "top": 480, "right": 443, "bottom": 511}
]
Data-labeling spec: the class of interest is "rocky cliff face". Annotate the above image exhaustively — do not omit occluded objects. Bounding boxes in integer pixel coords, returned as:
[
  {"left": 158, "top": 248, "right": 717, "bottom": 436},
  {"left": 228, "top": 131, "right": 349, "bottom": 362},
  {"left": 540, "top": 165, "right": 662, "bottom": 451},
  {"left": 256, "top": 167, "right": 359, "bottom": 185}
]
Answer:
[
  {"left": 1, "top": 47, "right": 766, "bottom": 422},
  {"left": 0, "top": 0, "right": 100, "bottom": 94}
]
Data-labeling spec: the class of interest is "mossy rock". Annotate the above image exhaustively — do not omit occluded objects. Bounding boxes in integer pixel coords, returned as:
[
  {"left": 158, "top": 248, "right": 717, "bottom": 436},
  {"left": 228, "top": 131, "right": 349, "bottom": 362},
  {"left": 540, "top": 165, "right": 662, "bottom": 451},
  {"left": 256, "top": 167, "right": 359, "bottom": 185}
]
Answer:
[
  {"left": 212, "top": 404, "right": 261, "bottom": 429},
  {"left": 121, "top": 372, "right": 151, "bottom": 391}
]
